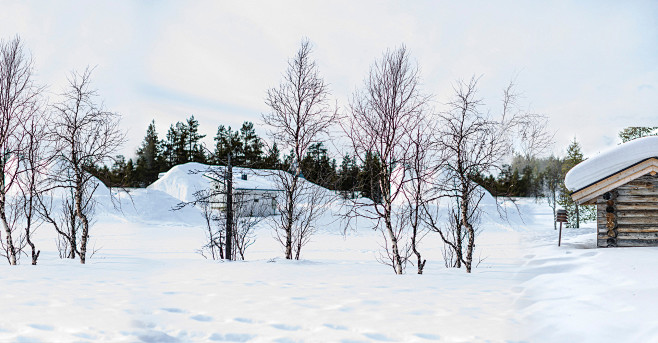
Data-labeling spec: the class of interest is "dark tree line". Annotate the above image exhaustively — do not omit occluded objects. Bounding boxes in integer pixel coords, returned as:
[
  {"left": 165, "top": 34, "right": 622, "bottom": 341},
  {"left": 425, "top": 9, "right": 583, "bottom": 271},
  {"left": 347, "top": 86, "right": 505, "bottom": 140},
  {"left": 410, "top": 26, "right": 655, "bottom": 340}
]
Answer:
[{"left": 91, "top": 117, "right": 386, "bottom": 203}]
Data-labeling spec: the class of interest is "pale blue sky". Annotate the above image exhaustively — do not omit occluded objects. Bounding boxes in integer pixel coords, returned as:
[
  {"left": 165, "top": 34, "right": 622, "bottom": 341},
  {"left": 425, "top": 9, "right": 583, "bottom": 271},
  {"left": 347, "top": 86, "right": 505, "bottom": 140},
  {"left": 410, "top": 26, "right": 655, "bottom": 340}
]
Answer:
[{"left": 1, "top": 0, "right": 656, "bottom": 159}]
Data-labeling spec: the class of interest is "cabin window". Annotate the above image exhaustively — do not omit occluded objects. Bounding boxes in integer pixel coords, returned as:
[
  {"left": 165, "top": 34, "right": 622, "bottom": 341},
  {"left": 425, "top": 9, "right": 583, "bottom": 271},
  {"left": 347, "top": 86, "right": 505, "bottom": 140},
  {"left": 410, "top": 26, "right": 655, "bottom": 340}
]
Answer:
[{"left": 241, "top": 174, "right": 248, "bottom": 180}]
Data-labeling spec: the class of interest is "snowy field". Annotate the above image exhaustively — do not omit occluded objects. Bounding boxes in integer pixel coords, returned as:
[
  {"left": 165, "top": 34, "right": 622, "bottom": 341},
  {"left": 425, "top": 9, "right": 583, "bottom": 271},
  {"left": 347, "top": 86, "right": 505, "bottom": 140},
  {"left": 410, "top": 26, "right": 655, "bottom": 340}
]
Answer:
[{"left": 1, "top": 166, "right": 657, "bottom": 342}]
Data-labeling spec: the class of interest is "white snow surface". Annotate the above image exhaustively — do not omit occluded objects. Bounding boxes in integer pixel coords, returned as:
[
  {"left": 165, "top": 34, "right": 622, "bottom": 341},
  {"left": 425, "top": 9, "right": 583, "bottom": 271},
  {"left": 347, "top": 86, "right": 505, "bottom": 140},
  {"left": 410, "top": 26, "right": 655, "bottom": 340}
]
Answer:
[
  {"left": 2, "top": 167, "right": 657, "bottom": 342},
  {"left": 565, "top": 135, "right": 658, "bottom": 191}
]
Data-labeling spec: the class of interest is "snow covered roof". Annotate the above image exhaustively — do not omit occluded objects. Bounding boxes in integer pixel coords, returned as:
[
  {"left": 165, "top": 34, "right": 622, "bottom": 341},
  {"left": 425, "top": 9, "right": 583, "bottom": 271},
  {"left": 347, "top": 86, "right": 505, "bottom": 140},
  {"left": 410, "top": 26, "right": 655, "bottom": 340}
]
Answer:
[
  {"left": 565, "top": 136, "right": 658, "bottom": 193},
  {"left": 203, "top": 167, "right": 282, "bottom": 192},
  {"left": 148, "top": 162, "right": 284, "bottom": 203}
]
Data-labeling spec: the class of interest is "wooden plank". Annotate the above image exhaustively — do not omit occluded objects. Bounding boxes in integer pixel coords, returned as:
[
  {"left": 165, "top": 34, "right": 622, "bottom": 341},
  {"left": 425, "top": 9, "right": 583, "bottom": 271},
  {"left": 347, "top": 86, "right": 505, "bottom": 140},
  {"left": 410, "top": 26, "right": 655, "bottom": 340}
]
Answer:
[
  {"left": 615, "top": 217, "right": 658, "bottom": 225},
  {"left": 614, "top": 195, "right": 658, "bottom": 203},
  {"left": 596, "top": 212, "right": 658, "bottom": 224},
  {"left": 616, "top": 239, "right": 658, "bottom": 247},
  {"left": 611, "top": 210, "right": 658, "bottom": 218},
  {"left": 616, "top": 231, "right": 658, "bottom": 239},
  {"left": 598, "top": 232, "right": 658, "bottom": 239},
  {"left": 613, "top": 203, "right": 658, "bottom": 211},
  {"left": 617, "top": 228, "right": 658, "bottom": 233},
  {"left": 597, "top": 239, "right": 658, "bottom": 248},
  {"left": 617, "top": 189, "right": 658, "bottom": 196}
]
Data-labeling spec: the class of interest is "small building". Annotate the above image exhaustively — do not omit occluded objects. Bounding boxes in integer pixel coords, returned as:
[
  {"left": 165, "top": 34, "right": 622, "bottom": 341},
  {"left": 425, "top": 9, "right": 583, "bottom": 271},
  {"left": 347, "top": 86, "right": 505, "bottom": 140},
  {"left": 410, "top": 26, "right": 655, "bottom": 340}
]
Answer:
[
  {"left": 204, "top": 168, "right": 282, "bottom": 217},
  {"left": 566, "top": 136, "right": 658, "bottom": 247}
]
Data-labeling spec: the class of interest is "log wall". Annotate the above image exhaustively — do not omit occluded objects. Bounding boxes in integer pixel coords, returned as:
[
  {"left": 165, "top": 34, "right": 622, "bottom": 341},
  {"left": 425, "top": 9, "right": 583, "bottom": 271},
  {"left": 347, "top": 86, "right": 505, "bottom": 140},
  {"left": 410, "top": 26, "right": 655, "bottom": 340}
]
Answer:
[{"left": 596, "top": 174, "right": 658, "bottom": 247}]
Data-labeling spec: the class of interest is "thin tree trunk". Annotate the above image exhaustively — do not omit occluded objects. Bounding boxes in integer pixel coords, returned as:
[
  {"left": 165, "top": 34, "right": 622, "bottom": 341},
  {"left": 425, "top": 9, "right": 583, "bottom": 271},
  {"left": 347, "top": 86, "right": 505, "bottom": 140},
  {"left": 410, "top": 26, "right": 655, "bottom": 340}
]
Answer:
[
  {"left": 69, "top": 206, "right": 77, "bottom": 259},
  {"left": 460, "top": 192, "right": 475, "bottom": 273},
  {"left": 0, "top": 173, "right": 17, "bottom": 265},
  {"left": 284, "top": 175, "right": 298, "bottom": 260},
  {"left": 0, "top": 208, "right": 17, "bottom": 265},
  {"left": 384, "top": 204, "right": 403, "bottom": 275},
  {"left": 75, "top": 183, "right": 90, "bottom": 264},
  {"left": 25, "top": 202, "right": 39, "bottom": 265},
  {"left": 411, "top": 208, "right": 425, "bottom": 274},
  {"left": 225, "top": 154, "right": 233, "bottom": 260}
]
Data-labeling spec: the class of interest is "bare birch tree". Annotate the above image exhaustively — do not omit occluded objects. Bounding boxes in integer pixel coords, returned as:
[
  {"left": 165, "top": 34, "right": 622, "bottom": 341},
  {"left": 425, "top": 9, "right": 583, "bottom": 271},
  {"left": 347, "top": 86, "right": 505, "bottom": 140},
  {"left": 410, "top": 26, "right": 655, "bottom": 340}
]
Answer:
[
  {"left": 16, "top": 110, "right": 51, "bottom": 264},
  {"left": 263, "top": 38, "right": 337, "bottom": 260},
  {"left": 400, "top": 118, "right": 442, "bottom": 274},
  {"left": 0, "top": 36, "right": 43, "bottom": 265},
  {"left": 47, "top": 67, "right": 124, "bottom": 264},
  {"left": 342, "top": 45, "right": 429, "bottom": 274},
  {"left": 433, "top": 76, "right": 550, "bottom": 273}
]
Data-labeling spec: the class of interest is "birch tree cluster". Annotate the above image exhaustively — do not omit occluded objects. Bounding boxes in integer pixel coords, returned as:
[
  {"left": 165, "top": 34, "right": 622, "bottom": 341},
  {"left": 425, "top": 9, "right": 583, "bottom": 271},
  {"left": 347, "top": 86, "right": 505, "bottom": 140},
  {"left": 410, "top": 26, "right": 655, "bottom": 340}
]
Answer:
[
  {"left": 264, "top": 40, "right": 552, "bottom": 273},
  {"left": 0, "top": 36, "right": 124, "bottom": 265}
]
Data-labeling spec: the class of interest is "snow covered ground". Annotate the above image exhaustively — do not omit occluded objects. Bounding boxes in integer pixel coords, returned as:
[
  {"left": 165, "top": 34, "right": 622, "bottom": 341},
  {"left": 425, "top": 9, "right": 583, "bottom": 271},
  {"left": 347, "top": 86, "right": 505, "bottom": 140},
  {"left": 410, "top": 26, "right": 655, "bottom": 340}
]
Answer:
[{"left": 1, "top": 168, "right": 657, "bottom": 342}]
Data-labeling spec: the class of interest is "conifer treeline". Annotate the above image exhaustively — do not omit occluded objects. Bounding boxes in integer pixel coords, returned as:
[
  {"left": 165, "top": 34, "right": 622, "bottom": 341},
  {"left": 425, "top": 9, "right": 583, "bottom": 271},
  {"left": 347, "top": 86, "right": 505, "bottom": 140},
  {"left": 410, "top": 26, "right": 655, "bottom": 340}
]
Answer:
[{"left": 91, "top": 117, "right": 382, "bottom": 200}]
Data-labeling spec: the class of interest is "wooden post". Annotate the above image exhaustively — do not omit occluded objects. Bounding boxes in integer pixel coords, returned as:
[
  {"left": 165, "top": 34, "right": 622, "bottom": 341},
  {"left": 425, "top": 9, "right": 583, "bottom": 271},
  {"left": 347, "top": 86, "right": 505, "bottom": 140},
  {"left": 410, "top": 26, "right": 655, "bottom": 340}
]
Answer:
[{"left": 556, "top": 209, "right": 568, "bottom": 247}]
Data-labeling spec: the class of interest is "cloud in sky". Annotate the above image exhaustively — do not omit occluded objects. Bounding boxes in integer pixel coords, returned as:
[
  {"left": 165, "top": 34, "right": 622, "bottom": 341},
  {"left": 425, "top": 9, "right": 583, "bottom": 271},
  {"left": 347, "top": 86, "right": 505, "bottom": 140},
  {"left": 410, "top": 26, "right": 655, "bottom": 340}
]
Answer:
[{"left": 1, "top": 0, "right": 656, "bottom": 159}]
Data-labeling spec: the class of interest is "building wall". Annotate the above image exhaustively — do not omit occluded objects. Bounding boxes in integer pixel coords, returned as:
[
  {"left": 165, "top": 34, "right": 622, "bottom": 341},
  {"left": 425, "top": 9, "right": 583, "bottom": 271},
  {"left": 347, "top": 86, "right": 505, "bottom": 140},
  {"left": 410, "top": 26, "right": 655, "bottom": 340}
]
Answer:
[
  {"left": 596, "top": 174, "right": 658, "bottom": 247},
  {"left": 211, "top": 190, "right": 278, "bottom": 217}
]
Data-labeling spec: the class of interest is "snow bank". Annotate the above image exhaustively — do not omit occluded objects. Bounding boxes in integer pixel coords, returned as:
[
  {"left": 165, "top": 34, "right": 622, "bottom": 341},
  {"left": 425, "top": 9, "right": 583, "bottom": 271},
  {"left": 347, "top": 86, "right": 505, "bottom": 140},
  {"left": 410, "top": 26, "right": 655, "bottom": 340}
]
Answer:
[
  {"left": 565, "top": 136, "right": 658, "bottom": 191},
  {"left": 149, "top": 162, "right": 333, "bottom": 202},
  {"left": 148, "top": 162, "right": 212, "bottom": 202}
]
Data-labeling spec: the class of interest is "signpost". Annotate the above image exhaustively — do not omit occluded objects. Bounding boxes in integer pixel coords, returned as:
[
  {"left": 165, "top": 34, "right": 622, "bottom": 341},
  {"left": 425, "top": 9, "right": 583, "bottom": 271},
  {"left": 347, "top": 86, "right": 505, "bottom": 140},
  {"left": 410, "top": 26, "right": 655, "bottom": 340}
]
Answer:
[{"left": 556, "top": 209, "right": 568, "bottom": 246}]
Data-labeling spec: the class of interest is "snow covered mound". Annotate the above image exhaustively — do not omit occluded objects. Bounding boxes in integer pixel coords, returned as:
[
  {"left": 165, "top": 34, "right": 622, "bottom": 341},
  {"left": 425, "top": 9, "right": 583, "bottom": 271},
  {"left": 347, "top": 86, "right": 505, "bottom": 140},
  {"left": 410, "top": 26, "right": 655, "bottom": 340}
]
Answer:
[
  {"left": 148, "top": 162, "right": 318, "bottom": 202},
  {"left": 148, "top": 162, "right": 212, "bottom": 202},
  {"left": 565, "top": 136, "right": 658, "bottom": 192}
]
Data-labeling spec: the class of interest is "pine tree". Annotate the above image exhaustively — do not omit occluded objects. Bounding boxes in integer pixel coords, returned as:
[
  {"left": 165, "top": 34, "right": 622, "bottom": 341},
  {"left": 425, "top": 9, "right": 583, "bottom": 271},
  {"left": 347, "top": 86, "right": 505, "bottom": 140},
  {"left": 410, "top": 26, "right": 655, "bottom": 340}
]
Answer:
[
  {"left": 262, "top": 143, "right": 281, "bottom": 170},
  {"left": 359, "top": 151, "right": 383, "bottom": 203},
  {"left": 239, "top": 122, "right": 264, "bottom": 167},
  {"left": 618, "top": 127, "right": 658, "bottom": 143},
  {"left": 213, "top": 125, "right": 241, "bottom": 164},
  {"left": 338, "top": 154, "right": 359, "bottom": 198},
  {"left": 135, "top": 120, "right": 164, "bottom": 186},
  {"left": 186, "top": 115, "right": 206, "bottom": 163},
  {"left": 300, "top": 142, "right": 336, "bottom": 188},
  {"left": 558, "top": 138, "right": 595, "bottom": 227}
]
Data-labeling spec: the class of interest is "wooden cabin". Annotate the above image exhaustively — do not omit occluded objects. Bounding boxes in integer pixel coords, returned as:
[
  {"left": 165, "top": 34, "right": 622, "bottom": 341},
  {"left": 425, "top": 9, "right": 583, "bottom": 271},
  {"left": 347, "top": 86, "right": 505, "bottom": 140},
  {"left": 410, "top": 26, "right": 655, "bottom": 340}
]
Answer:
[
  {"left": 204, "top": 169, "right": 282, "bottom": 217},
  {"left": 570, "top": 157, "right": 658, "bottom": 247}
]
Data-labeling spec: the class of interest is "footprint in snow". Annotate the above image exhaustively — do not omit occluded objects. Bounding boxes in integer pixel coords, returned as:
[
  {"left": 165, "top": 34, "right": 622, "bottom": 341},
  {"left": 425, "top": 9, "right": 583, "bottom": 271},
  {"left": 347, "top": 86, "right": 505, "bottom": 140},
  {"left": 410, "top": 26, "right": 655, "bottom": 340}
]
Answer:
[
  {"left": 234, "top": 317, "right": 253, "bottom": 324},
  {"left": 323, "top": 323, "right": 348, "bottom": 331},
  {"left": 72, "top": 332, "right": 97, "bottom": 340},
  {"left": 138, "top": 330, "right": 180, "bottom": 343},
  {"left": 209, "top": 333, "right": 256, "bottom": 342},
  {"left": 271, "top": 324, "right": 301, "bottom": 331},
  {"left": 274, "top": 338, "right": 304, "bottom": 343},
  {"left": 27, "top": 324, "right": 54, "bottom": 331},
  {"left": 414, "top": 333, "right": 441, "bottom": 340},
  {"left": 161, "top": 307, "right": 185, "bottom": 313},
  {"left": 363, "top": 333, "right": 395, "bottom": 341},
  {"left": 190, "top": 314, "right": 213, "bottom": 322}
]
